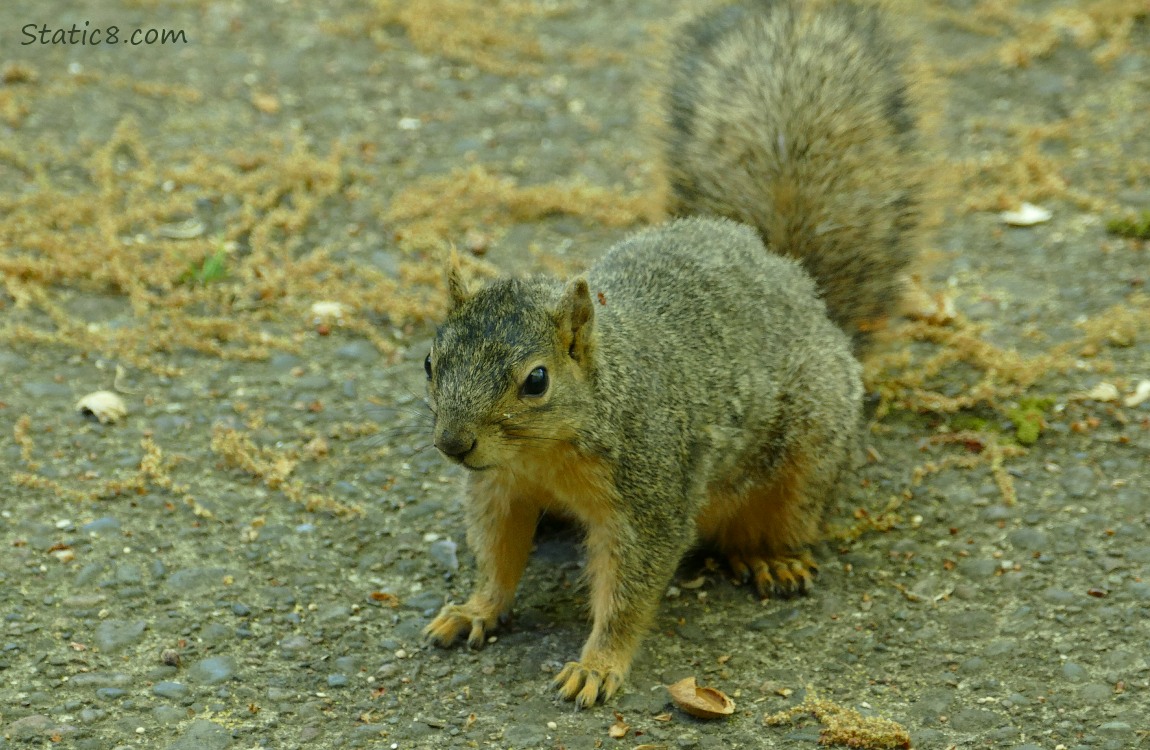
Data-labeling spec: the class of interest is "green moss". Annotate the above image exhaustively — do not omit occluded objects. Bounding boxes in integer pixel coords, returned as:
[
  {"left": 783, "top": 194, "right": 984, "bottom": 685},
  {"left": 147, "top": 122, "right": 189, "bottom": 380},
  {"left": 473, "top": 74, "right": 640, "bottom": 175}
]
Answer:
[
  {"left": 948, "top": 414, "right": 992, "bottom": 433},
  {"left": 1106, "top": 211, "right": 1150, "bottom": 240},
  {"left": 1006, "top": 397, "right": 1053, "bottom": 446},
  {"left": 179, "top": 245, "right": 229, "bottom": 285}
]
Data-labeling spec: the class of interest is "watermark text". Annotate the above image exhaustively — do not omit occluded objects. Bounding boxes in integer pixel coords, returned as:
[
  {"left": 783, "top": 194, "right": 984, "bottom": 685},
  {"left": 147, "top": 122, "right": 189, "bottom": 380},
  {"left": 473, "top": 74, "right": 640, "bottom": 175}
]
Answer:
[{"left": 22, "top": 21, "right": 189, "bottom": 46}]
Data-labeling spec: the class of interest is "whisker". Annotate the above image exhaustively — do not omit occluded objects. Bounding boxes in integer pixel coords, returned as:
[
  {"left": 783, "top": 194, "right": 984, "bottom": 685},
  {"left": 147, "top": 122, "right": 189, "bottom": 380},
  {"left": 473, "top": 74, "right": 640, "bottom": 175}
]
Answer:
[
  {"left": 367, "top": 357, "right": 435, "bottom": 379},
  {"left": 501, "top": 429, "right": 569, "bottom": 444},
  {"left": 357, "top": 408, "right": 433, "bottom": 425},
  {"left": 356, "top": 396, "right": 434, "bottom": 424},
  {"left": 398, "top": 382, "right": 433, "bottom": 405}
]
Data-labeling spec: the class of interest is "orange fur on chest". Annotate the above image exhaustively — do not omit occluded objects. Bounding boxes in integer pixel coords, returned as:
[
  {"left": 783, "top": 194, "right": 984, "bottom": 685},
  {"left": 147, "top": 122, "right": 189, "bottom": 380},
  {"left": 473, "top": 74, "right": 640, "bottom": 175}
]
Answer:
[{"left": 497, "top": 442, "right": 617, "bottom": 528}]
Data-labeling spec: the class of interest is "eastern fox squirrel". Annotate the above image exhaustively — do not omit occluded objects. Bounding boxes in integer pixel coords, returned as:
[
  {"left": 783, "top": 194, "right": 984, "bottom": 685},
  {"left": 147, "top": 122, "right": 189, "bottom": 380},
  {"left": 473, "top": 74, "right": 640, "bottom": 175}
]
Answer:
[{"left": 422, "top": 0, "right": 919, "bottom": 707}]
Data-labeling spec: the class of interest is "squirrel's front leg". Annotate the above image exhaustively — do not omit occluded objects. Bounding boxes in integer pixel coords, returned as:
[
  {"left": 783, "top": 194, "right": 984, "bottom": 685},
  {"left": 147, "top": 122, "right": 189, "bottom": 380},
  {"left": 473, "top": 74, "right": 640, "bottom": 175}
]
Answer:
[
  {"left": 554, "top": 515, "right": 690, "bottom": 707},
  {"left": 424, "top": 475, "right": 539, "bottom": 649}
]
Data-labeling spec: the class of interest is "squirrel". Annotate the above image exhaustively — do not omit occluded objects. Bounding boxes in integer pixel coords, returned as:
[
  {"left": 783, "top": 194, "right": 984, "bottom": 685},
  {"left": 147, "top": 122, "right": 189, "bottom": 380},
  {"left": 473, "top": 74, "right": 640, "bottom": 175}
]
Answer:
[{"left": 421, "top": 0, "right": 920, "bottom": 708}]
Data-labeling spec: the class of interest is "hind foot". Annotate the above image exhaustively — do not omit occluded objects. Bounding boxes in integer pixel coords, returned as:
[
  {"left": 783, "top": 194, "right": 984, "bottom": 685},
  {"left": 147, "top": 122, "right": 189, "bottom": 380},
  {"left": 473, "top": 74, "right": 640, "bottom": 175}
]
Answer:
[{"left": 726, "top": 550, "right": 817, "bottom": 599}]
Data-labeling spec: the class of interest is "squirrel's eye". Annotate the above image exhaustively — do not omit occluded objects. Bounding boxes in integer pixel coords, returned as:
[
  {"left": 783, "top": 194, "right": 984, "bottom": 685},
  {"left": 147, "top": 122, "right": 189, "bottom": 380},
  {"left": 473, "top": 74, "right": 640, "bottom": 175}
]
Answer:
[
  {"left": 520, "top": 366, "right": 548, "bottom": 397},
  {"left": 424, "top": 353, "right": 432, "bottom": 380}
]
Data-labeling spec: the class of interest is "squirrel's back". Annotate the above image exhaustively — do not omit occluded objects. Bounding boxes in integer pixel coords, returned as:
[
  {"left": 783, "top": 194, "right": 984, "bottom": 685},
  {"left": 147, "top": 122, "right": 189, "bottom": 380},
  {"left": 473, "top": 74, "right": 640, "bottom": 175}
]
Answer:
[
  {"left": 663, "top": 0, "right": 919, "bottom": 343},
  {"left": 586, "top": 216, "right": 854, "bottom": 432}
]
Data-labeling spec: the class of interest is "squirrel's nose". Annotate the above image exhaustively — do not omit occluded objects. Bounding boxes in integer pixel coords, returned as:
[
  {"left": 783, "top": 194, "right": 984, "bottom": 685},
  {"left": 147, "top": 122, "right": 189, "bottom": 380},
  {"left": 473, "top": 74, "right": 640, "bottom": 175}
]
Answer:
[{"left": 435, "top": 429, "right": 477, "bottom": 461}]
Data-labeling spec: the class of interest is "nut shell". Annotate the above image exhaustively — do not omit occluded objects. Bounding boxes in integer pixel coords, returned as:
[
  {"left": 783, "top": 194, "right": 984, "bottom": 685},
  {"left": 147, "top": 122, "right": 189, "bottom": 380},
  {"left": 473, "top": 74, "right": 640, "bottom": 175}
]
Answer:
[
  {"left": 75, "top": 391, "right": 128, "bottom": 424},
  {"left": 667, "top": 676, "right": 735, "bottom": 719}
]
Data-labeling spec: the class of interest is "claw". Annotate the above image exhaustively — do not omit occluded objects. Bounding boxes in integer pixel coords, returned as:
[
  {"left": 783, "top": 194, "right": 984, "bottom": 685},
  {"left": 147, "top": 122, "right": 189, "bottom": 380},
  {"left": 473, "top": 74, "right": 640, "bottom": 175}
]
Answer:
[
  {"left": 727, "top": 554, "right": 752, "bottom": 585},
  {"left": 466, "top": 618, "right": 487, "bottom": 649},
  {"left": 751, "top": 558, "right": 775, "bottom": 598},
  {"left": 553, "top": 659, "right": 625, "bottom": 707},
  {"left": 424, "top": 601, "right": 500, "bottom": 648},
  {"left": 726, "top": 551, "right": 818, "bottom": 600}
]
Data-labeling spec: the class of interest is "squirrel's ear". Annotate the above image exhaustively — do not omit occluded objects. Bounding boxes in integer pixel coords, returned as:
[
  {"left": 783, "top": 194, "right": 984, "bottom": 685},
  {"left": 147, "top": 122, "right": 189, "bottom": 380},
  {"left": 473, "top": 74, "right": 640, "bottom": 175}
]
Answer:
[
  {"left": 556, "top": 277, "right": 595, "bottom": 362},
  {"left": 446, "top": 247, "right": 469, "bottom": 312}
]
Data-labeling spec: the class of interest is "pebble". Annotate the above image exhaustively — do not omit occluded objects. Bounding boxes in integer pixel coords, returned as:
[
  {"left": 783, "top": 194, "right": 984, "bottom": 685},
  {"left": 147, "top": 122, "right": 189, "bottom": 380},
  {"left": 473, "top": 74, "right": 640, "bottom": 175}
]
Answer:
[
  {"left": 166, "top": 719, "right": 233, "bottom": 749},
  {"left": 188, "top": 656, "right": 237, "bottom": 685},
  {"left": 61, "top": 593, "right": 106, "bottom": 609},
  {"left": 70, "top": 672, "right": 131, "bottom": 688},
  {"left": 914, "top": 730, "right": 947, "bottom": 746},
  {"left": 114, "top": 563, "right": 144, "bottom": 585},
  {"left": 336, "top": 342, "right": 377, "bottom": 362},
  {"left": 1127, "top": 545, "right": 1150, "bottom": 562},
  {"left": 748, "top": 607, "right": 801, "bottom": 631},
  {"left": 74, "top": 565, "right": 105, "bottom": 588},
  {"left": 911, "top": 688, "right": 952, "bottom": 719},
  {"left": 267, "top": 687, "right": 295, "bottom": 701},
  {"left": 1127, "top": 582, "right": 1150, "bottom": 600},
  {"left": 165, "top": 567, "right": 230, "bottom": 593},
  {"left": 152, "top": 706, "right": 187, "bottom": 725},
  {"left": 946, "top": 609, "right": 994, "bottom": 639},
  {"left": 327, "top": 673, "right": 350, "bottom": 688},
  {"left": 0, "top": 351, "right": 29, "bottom": 370},
  {"left": 153, "top": 681, "right": 190, "bottom": 700},
  {"left": 21, "top": 380, "right": 72, "bottom": 398},
  {"left": 201, "top": 622, "right": 233, "bottom": 644},
  {"left": 268, "top": 353, "right": 302, "bottom": 372},
  {"left": 334, "top": 655, "right": 362, "bottom": 673},
  {"left": 1101, "top": 649, "right": 1141, "bottom": 669},
  {"left": 429, "top": 539, "right": 459, "bottom": 571},
  {"left": 981, "top": 638, "right": 1017, "bottom": 657},
  {"left": 295, "top": 373, "right": 332, "bottom": 391},
  {"left": 1078, "top": 684, "right": 1112, "bottom": 703},
  {"left": 94, "top": 620, "right": 146, "bottom": 652},
  {"left": 977, "top": 504, "right": 1012, "bottom": 523},
  {"left": 370, "top": 250, "right": 400, "bottom": 278},
  {"left": 1060, "top": 465, "right": 1096, "bottom": 497},
  {"left": 78, "top": 708, "right": 106, "bottom": 724},
  {"left": 957, "top": 558, "right": 998, "bottom": 579},
  {"left": 503, "top": 725, "right": 547, "bottom": 747},
  {"left": 280, "top": 635, "right": 310, "bottom": 654},
  {"left": 147, "top": 666, "right": 178, "bottom": 681},
  {"left": 152, "top": 414, "right": 190, "bottom": 435},
  {"left": 782, "top": 730, "right": 820, "bottom": 743},
  {"left": 81, "top": 517, "right": 122, "bottom": 534},
  {"left": 1099, "top": 721, "right": 1133, "bottom": 737},
  {"left": 1042, "top": 587, "right": 1077, "bottom": 605},
  {"left": 949, "top": 708, "right": 1002, "bottom": 731},
  {"left": 1007, "top": 528, "right": 1047, "bottom": 551},
  {"left": 263, "top": 585, "right": 297, "bottom": 608},
  {"left": 402, "top": 591, "right": 444, "bottom": 613},
  {"left": 5, "top": 714, "right": 52, "bottom": 740},
  {"left": 1061, "top": 662, "right": 1088, "bottom": 682}
]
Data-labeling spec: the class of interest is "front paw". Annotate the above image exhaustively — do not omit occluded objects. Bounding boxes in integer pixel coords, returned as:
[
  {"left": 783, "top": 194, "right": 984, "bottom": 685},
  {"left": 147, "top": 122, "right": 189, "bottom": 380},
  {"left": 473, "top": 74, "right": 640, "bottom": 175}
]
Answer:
[
  {"left": 553, "top": 656, "right": 626, "bottom": 708},
  {"left": 423, "top": 601, "right": 500, "bottom": 649}
]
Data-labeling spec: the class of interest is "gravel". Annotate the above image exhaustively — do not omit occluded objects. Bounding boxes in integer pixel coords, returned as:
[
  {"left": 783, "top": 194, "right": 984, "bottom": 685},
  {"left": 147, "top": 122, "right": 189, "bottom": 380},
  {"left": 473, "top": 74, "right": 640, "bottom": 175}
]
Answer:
[
  {"left": 187, "top": 657, "right": 238, "bottom": 686},
  {"left": 94, "top": 620, "right": 147, "bottom": 653}
]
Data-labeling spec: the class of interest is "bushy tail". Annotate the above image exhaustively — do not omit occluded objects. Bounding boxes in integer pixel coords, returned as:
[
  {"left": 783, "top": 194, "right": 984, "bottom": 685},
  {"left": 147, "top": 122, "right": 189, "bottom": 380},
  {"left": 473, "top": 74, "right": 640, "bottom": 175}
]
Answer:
[{"left": 663, "top": 0, "right": 919, "bottom": 346}]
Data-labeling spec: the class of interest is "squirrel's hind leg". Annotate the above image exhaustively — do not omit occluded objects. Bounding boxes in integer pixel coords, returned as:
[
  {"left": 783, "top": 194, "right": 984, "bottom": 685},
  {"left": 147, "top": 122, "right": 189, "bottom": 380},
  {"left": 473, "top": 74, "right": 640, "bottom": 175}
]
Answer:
[
  {"left": 726, "top": 549, "right": 818, "bottom": 599},
  {"left": 700, "top": 455, "right": 835, "bottom": 599}
]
